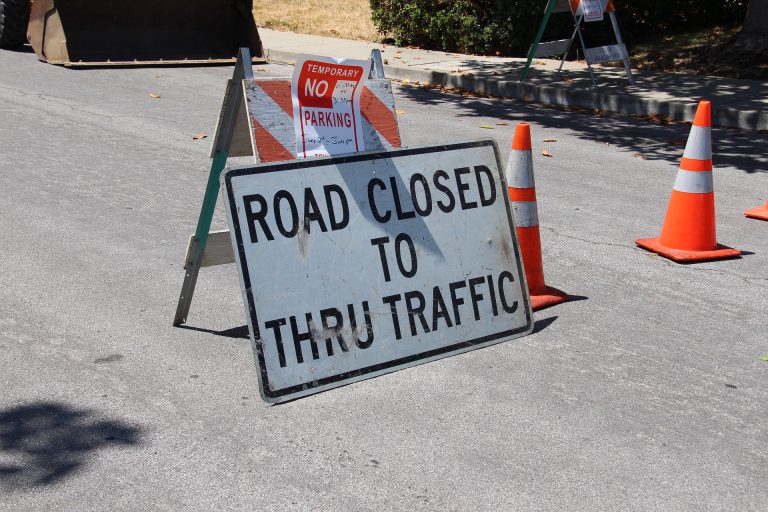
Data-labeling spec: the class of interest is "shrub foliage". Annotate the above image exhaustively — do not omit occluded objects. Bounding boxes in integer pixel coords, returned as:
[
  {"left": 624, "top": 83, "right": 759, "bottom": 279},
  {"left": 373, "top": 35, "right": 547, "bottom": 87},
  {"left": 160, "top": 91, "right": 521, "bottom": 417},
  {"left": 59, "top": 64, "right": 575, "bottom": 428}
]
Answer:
[{"left": 369, "top": 0, "right": 748, "bottom": 56}]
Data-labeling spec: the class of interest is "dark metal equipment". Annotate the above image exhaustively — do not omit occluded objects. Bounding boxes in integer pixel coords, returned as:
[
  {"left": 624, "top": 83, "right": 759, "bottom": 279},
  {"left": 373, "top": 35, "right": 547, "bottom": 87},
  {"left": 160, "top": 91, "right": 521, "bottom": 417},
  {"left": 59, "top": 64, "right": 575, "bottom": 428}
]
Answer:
[{"left": 25, "top": 0, "right": 263, "bottom": 66}]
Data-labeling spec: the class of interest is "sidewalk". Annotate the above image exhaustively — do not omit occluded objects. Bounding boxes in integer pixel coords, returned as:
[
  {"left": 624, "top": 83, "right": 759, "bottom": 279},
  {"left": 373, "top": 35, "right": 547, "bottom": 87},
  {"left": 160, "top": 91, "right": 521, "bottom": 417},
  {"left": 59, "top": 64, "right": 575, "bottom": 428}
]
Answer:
[{"left": 259, "top": 28, "right": 768, "bottom": 132}]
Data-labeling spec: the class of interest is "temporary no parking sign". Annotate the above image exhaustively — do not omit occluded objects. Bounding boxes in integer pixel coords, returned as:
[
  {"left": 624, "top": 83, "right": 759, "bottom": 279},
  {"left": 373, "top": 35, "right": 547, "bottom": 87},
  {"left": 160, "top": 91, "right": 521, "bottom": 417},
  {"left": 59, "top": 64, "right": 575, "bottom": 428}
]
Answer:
[{"left": 223, "top": 141, "right": 533, "bottom": 403}]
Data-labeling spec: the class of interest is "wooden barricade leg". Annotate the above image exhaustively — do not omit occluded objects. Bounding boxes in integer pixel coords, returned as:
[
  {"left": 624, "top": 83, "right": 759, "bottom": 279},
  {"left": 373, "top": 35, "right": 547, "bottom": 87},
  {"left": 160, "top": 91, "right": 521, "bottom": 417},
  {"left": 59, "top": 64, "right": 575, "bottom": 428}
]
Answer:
[
  {"left": 557, "top": 27, "right": 579, "bottom": 76},
  {"left": 608, "top": 10, "right": 635, "bottom": 85},
  {"left": 570, "top": 13, "right": 597, "bottom": 87},
  {"left": 520, "top": 0, "right": 557, "bottom": 82},
  {"left": 173, "top": 48, "right": 253, "bottom": 326},
  {"left": 369, "top": 49, "right": 386, "bottom": 79}
]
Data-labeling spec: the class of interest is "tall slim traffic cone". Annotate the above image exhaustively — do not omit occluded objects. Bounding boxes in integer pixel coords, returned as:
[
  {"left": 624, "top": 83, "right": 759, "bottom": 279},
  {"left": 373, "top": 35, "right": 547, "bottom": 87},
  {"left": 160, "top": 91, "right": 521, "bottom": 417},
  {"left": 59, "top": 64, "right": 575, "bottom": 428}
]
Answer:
[
  {"left": 636, "top": 100, "right": 740, "bottom": 262},
  {"left": 506, "top": 122, "right": 568, "bottom": 310},
  {"left": 744, "top": 199, "right": 768, "bottom": 221}
]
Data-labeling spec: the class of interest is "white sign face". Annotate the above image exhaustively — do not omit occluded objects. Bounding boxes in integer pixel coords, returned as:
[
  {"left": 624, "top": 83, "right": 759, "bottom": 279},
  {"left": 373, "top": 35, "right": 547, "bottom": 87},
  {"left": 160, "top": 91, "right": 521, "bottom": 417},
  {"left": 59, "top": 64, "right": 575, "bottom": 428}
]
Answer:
[
  {"left": 291, "top": 54, "right": 371, "bottom": 158},
  {"left": 223, "top": 141, "right": 533, "bottom": 403},
  {"left": 584, "top": 43, "right": 628, "bottom": 64},
  {"left": 581, "top": 0, "right": 604, "bottom": 21}
]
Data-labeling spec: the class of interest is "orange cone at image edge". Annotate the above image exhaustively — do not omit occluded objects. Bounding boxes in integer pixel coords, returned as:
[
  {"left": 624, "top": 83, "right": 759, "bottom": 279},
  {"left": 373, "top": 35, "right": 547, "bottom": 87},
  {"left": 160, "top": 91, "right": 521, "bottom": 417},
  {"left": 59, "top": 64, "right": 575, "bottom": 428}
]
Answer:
[
  {"left": 506, "top": 123, "right": 568, "bottom": 310},
  {"left": 744, "top": 199, "right": 768, "bottom": 221},
  {"left": 636, "top": 100, "right": 740, "bottom": 262}
]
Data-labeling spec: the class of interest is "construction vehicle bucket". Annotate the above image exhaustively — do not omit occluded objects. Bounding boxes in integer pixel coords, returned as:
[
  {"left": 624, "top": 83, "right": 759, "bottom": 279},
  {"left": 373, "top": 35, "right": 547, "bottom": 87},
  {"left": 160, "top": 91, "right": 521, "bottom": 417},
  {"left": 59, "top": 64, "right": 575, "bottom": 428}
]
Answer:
[{"left": 27, "top": 0, "right": 263, "bottom": 66}]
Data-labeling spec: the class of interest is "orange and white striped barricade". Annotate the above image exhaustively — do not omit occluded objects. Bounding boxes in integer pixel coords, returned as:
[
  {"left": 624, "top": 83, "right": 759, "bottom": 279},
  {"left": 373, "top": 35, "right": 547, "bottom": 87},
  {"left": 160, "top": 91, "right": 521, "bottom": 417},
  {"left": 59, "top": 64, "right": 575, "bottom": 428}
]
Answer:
[
  {"left": 636, "top": 100, "right": 740, "bottom": 262},
  {"left": 173, "top": 49, "right": 400, "bottom": 326}
]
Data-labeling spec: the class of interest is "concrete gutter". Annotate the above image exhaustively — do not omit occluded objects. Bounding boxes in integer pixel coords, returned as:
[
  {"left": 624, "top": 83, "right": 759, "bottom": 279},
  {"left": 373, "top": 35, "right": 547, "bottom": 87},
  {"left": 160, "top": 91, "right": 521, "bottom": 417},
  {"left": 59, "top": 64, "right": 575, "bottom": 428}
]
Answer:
[{"left": 261, "top": 32, "right": 768, "bottom": 132}]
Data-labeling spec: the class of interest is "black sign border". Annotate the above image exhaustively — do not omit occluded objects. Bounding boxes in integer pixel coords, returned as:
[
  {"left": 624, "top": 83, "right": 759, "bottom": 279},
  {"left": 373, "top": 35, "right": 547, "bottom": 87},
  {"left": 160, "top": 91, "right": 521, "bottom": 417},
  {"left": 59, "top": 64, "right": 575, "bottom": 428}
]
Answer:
[{"left": 224, "top": 140, "right": 533, "bottom": 402}]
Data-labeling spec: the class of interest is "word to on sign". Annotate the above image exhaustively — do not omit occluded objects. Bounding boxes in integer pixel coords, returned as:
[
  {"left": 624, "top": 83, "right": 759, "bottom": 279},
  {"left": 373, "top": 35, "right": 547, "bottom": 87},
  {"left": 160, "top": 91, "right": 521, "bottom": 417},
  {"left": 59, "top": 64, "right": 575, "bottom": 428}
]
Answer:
[
  {"left": 291, "top": 54, "right": 371, "bottom": 159},
  {"left": 223, "top": 141, "right": 533, "bottom": 402}
]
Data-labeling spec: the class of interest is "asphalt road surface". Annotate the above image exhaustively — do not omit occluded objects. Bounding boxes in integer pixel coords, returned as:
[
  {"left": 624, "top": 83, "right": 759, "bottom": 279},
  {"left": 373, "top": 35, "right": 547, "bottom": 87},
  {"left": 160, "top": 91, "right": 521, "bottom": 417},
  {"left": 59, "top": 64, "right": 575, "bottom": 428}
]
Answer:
[{"left": 1, "top": 47, "right": 767, "bottom": 511}]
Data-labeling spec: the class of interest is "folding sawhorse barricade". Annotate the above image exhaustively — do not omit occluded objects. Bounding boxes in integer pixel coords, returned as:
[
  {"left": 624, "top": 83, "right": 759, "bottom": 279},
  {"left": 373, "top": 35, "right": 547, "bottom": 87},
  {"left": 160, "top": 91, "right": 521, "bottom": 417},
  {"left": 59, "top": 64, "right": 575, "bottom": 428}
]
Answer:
[
  {"left": 173, "top": 48, "right": 401, "bottom": 326},
  {"left": 520, "top": 0, "right": 634, "bottom": 87}
]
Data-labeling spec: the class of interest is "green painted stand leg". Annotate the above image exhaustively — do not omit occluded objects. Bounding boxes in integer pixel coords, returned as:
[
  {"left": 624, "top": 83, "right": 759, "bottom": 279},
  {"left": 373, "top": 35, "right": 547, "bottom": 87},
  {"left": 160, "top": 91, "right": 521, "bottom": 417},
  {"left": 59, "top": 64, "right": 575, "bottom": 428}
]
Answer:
[
  {"left": 520, "top": 0, "right": 556, "bottom": 82},
  {"left": 172, "top": 47, "right": 252, "bottom": 327},
  {"left": 173, "top": 151, "right": 229, "bottom": 326}
]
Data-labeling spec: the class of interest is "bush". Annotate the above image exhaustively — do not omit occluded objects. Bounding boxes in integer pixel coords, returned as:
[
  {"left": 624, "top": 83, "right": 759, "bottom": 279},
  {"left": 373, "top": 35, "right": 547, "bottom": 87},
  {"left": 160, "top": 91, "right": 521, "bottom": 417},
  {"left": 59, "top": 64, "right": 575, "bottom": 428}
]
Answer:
[
  {"left": 369, "top": 0, "right": 749, "bottom": 56},
  {"left": 370, "top": 0, "right": 548, "bottom": 55}
]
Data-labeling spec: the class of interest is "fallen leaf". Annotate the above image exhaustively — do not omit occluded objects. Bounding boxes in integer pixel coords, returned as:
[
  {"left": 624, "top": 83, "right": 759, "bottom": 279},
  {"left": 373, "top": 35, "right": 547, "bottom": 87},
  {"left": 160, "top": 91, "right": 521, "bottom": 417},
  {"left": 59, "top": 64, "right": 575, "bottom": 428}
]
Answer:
[
  {"left": 383, "top": 59, "right": 389, "bottom": 65},
  {"left": 760, "top": 355, "right": 768, "bottom": 362},
  {"left": 149, "top": 93, "right": 161, "bottom": 99},
  {"left": 401, "top": 79, "right": 411, "bottom": 84},
  {"left": 496, "top": 121, "right": 509, "bottom": 126},
  {"left": 395, "top": 50, "right": 402, "bottom": 53},
  {"left": 542, "top": 138, "right": 557, "bottom": 142},
  {"left": 633, "top": 153, "right": 644, "bottom": 159},
  {"left": 479, "top": 125, "right": 494, "bottom": 129},
  {"left": 255, "top": 67, "right": 269, "bottom": 72},
  {"left": 395, "top": 109, "right": 406, "bottom": 115},
  {"left": 541, "top": 150, "right": 553, "bottom": 157},
  {"left": 192, "top": 131, "right": 208, "bottom": 140},
  {"left": 393, "top": 56, "right": 402, "bottom": 59}
]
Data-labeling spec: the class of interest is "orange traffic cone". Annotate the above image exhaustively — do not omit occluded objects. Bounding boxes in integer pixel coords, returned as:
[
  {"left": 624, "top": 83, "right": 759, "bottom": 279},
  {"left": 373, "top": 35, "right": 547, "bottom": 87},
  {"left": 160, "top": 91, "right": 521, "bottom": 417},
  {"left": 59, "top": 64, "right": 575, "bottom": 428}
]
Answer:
[
  {"left": 636, "top": 100, "right": 740, "bottom": 262},
  {"left": 506, "top": 123, "right": 568, "bottom": 310},
  {"left": 744, "top": 199, "right": 768, "bottom": 221}
]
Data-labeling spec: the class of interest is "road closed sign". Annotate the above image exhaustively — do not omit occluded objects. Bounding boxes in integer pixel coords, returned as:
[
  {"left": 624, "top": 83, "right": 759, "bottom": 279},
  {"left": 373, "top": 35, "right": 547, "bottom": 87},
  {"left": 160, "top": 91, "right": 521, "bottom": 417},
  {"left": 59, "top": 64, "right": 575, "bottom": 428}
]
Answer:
[{"left": 223, "top": 141, "right": 533, "bottom": 402}]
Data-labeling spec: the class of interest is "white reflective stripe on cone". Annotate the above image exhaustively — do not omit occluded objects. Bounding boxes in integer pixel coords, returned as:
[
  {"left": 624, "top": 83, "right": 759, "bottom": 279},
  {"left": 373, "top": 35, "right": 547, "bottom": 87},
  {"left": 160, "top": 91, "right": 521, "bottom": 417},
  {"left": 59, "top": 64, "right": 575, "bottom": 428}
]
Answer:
[
  {"left": 673, "top": 169, "right": 714, "bottom": 194},
  {"left": 682, "top": 125, "right": 712, "bottom": 161},
  {"left": 511, "top": 201, "right": 539, "bottom": 227},
  {"left": 505, "top": 151, "right": 535, "bottom": 188}
]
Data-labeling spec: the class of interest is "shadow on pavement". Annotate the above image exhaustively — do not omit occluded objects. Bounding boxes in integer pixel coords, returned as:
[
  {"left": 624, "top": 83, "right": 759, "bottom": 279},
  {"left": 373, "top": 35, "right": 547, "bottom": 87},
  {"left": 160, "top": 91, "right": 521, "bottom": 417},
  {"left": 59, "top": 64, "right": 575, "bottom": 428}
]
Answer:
[
  {"left": 175, "top": 324, "right": 250, "bottom": 339},
  {"left": 533, "top": 315, "right": 558, "bottom": 334},
  {"left": 395, "top": 85, "right": 768, "bottom": 174},
  {"left": 0, "top": 402, "right": 144, "bottom": 490}
]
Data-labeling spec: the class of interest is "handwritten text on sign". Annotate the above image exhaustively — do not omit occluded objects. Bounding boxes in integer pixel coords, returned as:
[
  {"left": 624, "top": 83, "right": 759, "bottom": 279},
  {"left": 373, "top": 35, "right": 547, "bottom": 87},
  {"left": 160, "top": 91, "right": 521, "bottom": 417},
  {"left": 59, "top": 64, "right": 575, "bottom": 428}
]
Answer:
[
  {"left": 223, "top": 141, "right": 533, "bottom": 403},
  {"left": 578, "top": 0, "right": 604, "bottom": 22},
  {"left": 291, "top": 54, "right": 371, "bottom": 158}
]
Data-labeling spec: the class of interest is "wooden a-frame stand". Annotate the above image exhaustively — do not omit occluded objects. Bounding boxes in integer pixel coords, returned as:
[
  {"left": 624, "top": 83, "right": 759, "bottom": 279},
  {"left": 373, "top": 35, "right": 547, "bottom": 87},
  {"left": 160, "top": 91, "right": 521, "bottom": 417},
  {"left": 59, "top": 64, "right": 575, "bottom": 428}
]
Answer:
[
  {"left": 520, "top": 0, "right": 634, "bottom": 87},
  {"left": 173, "top": 48, "right": 389, "bottom": 326}
]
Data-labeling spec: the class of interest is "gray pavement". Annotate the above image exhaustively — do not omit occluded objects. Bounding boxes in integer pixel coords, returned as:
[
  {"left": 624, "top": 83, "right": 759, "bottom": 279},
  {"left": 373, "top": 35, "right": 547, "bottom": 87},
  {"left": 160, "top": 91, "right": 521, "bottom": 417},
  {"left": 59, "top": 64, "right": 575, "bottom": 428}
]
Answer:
[
  {"left": 261, "top": 28, "right": 768, "bottom": 131},
  {"left": 1, "top": 45, "right": 767, "bottom": 511}
]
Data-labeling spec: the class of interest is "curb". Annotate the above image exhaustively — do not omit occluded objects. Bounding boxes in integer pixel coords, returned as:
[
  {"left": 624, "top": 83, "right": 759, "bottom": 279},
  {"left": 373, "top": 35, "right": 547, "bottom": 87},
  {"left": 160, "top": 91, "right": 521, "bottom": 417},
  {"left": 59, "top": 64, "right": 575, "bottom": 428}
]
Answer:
[{"left": 263, "top": 47, "right": 767, "bottom": 132}]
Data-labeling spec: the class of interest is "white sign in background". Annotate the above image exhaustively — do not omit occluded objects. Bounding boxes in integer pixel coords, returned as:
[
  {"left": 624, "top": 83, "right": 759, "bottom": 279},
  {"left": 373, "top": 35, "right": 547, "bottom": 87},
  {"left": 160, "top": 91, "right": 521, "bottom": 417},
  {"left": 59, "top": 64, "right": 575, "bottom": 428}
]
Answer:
[
  {"left": 291, "top": 54, "right": 371, "bottom": 158},
  {"left": 585, "top": 43, "right": 628, "bottom": 64},
  {"left": 224, "top": 141, "right": 533, "bottom": 402},
  {"left": 581, "top": 0, "right": 604, "bottom": 22}
]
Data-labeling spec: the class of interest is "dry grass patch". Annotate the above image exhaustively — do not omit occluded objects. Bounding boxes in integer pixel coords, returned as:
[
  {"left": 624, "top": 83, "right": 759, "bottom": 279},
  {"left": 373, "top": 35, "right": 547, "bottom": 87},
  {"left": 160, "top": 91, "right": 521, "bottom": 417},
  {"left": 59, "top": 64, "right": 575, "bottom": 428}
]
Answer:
[{"left": 253, "top": 0, "right": 381, "bottom": 42}]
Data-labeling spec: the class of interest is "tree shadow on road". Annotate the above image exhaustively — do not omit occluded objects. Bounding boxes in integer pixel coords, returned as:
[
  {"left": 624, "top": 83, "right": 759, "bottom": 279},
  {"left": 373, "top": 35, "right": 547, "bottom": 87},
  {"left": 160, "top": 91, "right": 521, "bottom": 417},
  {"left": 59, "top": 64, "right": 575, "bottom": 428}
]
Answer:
[
  {"left": 0, "top": 402, "right": 144, "bottom": 490},
  {"left": 394, "top": 84, "right": 768, "bottom": 175}
]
